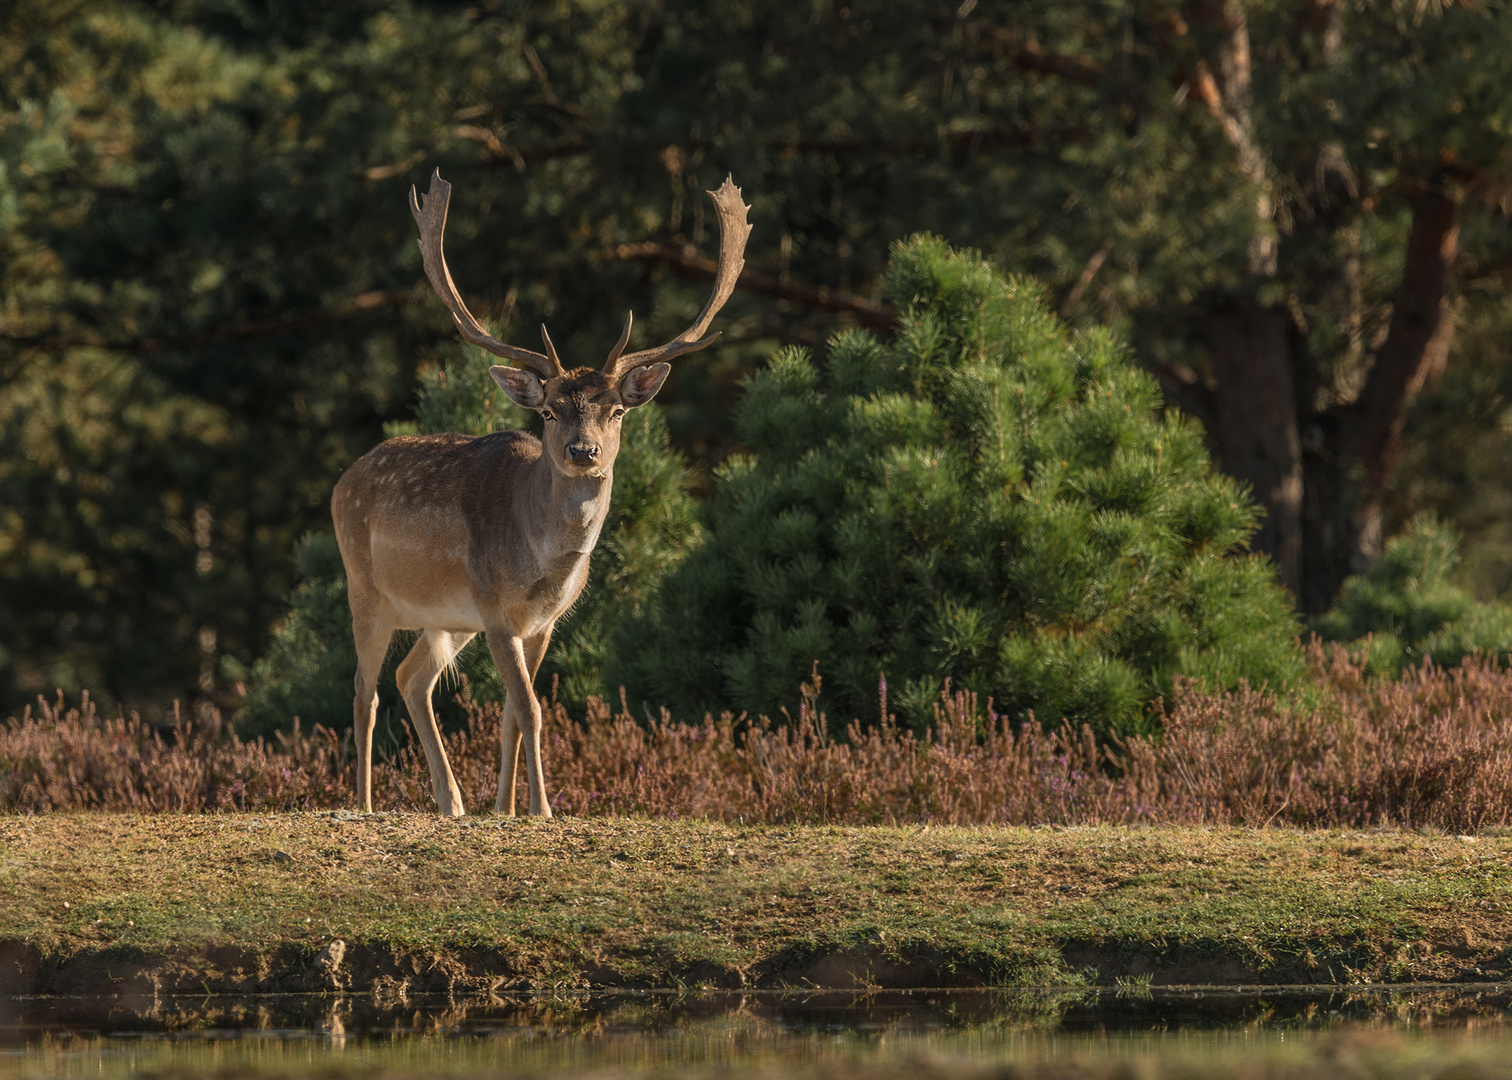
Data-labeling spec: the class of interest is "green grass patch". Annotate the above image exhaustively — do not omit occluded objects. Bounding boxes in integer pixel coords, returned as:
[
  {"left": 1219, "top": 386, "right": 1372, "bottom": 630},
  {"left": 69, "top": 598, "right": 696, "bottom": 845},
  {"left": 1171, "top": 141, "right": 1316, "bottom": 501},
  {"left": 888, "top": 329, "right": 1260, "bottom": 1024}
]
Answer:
[{"left": 2, "top": 815, "right": 1510, "bottom": 990}]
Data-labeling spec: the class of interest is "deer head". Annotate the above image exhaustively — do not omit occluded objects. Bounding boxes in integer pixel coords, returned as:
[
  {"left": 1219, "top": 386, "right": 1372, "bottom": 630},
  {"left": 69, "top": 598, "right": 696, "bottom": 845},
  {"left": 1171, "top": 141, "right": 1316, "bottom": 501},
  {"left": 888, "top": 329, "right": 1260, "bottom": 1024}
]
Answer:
[{"left": 408, "top": 169, "right": 752, "bottom": 478}]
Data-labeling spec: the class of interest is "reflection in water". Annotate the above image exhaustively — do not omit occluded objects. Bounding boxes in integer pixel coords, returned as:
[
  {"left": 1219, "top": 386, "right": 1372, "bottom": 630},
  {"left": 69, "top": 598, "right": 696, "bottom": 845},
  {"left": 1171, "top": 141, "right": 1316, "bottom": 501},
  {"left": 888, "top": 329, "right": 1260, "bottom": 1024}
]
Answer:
[{"left": 4, "top": 986, "right": 1512, "bottom": 1078}]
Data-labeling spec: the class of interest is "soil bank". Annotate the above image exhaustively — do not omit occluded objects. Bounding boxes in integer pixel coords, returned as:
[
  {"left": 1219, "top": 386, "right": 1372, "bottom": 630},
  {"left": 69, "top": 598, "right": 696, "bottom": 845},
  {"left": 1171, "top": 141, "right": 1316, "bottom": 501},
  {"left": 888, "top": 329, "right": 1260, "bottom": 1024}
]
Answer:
[{"left": 2, "top": 814, "right": 1509, "bottom": 998}]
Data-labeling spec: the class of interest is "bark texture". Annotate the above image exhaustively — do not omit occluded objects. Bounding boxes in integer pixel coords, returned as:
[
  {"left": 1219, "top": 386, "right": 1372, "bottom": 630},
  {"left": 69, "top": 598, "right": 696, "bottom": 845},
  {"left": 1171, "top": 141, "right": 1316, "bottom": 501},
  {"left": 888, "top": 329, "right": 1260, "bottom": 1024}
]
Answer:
[
  {"left": 1184, "top": 1, "right": 1464, "bottom": 611},
  {"left": 1207, "top": 302, "right": 1304, "bottom": 598}
]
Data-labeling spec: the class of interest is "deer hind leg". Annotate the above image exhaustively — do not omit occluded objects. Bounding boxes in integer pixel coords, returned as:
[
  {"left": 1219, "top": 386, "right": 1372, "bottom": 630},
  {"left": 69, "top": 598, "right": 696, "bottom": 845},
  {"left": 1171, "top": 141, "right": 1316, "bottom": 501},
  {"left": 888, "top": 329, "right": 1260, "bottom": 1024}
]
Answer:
[
  {"left": 350, "top": 601, "right": 395, "bottom": 815},
  {"left": 489, "top": 627, "right": 553, "bottom": 818},
  {"left": 497, "top": 704, "right": 520, "bottom": 815},
  {"left": 396, "top": 629, "right": 475, "bottom": 818}
]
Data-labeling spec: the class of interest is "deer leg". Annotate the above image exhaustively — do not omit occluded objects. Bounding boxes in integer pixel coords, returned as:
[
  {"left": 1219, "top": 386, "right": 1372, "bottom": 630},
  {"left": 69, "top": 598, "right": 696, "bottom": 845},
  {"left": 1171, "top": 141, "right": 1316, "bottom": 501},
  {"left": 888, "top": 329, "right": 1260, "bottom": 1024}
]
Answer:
[
  {"left": 396, "top": 629, "right": 473, "bottom": 817},
  {"left": 496, "top": 706, "right": 521, "bottom": 815},
  {"left": 487, "top": 630, "right": 552, "bottom": 818},
  {"left": 495, "top": 628, "right": 552, "bottom": 815},
  {"left": 350, "top": 602, "right": 394, "bottom": 814}
]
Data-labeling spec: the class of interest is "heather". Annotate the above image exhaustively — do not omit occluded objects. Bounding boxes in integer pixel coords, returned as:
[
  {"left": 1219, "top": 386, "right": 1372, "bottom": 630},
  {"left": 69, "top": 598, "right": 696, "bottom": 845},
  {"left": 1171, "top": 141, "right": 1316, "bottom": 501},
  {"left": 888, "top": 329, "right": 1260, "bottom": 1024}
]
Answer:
[{"left": 5, "top": 644, "right": 1512, "bottom": 832}]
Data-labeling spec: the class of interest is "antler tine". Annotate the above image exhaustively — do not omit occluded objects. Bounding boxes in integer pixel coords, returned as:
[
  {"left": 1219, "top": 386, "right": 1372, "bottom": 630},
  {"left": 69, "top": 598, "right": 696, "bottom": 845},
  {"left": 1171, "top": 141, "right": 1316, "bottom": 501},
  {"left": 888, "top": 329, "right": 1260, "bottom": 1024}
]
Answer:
[
  {"left": 604, "top": 175, "right": 752, "bottom": 377},
  {"left": 409, "top": 169, "right": 561, "bottom": 380},
  {"left": 605, "top": 310, "right": 634, "bottom": 366},
  {"left": 539, "top": 325, "right": 563, "bottom": 371}
]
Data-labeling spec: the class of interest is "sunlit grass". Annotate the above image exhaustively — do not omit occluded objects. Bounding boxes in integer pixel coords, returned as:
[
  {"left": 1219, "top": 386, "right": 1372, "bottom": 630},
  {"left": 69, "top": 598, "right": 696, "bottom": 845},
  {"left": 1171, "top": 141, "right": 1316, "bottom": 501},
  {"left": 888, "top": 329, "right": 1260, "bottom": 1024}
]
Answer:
[{"left": 2, "top": 814, "right": 1510, "bottom": 990}]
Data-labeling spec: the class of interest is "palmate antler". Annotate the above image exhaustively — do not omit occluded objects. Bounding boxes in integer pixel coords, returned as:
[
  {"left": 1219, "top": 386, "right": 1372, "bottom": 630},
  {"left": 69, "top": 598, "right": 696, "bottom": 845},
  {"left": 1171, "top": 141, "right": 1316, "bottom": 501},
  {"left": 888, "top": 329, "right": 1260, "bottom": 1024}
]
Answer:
[
  {"left": 602, "top": 175, "right": 753, "bottom": 378},
  {"left": 410, "top": 170, "right": 751, "bottom": 381},
  {"left": 409, "top": 170, "right": 563, "bottom": 380}
]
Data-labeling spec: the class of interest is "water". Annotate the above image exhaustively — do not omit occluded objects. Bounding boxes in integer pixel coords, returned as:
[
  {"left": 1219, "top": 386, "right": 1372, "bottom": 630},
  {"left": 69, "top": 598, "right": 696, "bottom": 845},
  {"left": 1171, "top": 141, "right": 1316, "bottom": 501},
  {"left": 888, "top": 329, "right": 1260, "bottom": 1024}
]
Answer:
[{"left": 5, "top": 985, "right": 1512, "bottom": 1078}]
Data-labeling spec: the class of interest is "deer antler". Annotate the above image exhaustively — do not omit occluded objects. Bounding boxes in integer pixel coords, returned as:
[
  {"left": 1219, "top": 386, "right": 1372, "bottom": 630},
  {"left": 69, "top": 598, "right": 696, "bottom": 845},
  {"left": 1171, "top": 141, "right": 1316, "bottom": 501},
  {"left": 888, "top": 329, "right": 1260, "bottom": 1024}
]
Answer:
[
  {"left": 409, "top": 170, "right": 564, "bottom": 380},
  {"left": 603, "top": 175, "right": 752, "bottom": 378}
]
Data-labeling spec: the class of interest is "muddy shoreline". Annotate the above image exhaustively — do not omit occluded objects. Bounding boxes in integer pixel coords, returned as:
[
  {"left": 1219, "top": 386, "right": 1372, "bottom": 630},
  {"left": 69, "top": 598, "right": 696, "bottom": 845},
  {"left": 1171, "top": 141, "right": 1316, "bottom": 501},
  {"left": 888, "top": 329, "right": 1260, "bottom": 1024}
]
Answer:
[{"left": 1, "top": 935, "right": 1495, "bottom": 1000}]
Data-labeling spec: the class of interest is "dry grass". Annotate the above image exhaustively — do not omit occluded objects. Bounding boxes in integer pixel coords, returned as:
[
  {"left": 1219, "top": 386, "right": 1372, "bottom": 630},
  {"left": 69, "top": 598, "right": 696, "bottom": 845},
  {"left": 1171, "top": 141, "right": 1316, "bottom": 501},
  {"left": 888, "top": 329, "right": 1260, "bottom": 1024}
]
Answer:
[{"left": 7, "top": 644, "right": 1512, "bottom": 830}]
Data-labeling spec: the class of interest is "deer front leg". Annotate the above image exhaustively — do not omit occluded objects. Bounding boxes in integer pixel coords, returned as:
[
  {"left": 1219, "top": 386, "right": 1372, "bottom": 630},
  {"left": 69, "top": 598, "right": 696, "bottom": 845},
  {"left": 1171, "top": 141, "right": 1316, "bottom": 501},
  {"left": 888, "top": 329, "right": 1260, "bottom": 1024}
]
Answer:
[
  {"left": 495, "top": 629, "right": 552, "bottom": 815},
  {"left": 488, "top": 629, "right": 552, "bottom": 818}
]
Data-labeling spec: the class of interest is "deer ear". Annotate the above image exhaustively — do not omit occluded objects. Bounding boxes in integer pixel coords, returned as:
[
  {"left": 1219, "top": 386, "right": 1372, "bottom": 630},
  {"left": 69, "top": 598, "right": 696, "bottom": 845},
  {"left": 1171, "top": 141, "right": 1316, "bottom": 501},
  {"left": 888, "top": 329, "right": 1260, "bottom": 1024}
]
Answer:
[
  {"left": 619, "top": 363, "right": 671, "bottom": 408},
  {"left": 490, "top": 366, "right": 546, "bottom": 409}
]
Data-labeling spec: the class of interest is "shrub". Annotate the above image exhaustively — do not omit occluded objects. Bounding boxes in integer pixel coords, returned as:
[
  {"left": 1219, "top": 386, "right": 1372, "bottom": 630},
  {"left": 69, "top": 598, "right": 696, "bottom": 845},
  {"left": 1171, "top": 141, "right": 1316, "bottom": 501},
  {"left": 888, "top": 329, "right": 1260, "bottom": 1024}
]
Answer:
[
  {"left": 13, "top": 644, "right": 1512, "bottom": 833},
  {"left": 1313, "top": 515, "right": 1512, "bottom": 675},
  {"left": 1, "top": 694, "right": 352, "bottom": 813},
  {"left": 612, "top": 236, "right": 1302, "bottom": 735},
  {"left": 238, "top": 356, "right": 700, "bottom": 738}
]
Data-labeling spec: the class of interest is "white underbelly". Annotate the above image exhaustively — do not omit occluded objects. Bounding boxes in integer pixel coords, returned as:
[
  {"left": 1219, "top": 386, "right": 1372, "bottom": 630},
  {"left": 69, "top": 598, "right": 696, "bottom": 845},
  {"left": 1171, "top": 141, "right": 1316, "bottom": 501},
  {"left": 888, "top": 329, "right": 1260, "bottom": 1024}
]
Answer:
[
  {"left": 369, "top": 528, "right": 483, "bottom": 632},
  {"left": 386, "top": 590, "right": 484, "bottom": 633}
]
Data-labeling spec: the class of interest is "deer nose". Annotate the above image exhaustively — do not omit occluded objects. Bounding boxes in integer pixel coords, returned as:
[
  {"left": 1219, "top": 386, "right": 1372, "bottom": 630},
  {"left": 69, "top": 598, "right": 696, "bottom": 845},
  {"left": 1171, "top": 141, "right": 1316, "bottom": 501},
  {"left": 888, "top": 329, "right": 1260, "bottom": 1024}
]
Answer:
[{"left": 567, "top": 443, "right": 600, "bottom": 464}]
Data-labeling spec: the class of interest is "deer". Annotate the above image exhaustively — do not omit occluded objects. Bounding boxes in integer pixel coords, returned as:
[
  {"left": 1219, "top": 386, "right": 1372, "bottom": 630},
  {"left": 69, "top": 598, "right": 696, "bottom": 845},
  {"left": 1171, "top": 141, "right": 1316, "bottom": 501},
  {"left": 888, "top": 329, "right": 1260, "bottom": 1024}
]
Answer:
[{"left": 331, "top": 169, "right": 751, "bottom": 818}]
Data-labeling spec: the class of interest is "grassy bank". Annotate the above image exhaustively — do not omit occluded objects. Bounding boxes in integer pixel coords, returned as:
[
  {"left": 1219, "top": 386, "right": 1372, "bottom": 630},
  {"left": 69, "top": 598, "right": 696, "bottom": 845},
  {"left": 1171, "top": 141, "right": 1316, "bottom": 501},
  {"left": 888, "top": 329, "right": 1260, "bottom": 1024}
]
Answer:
[{"left": 3, "top": 815, "right": 1511, "bottom": 994}]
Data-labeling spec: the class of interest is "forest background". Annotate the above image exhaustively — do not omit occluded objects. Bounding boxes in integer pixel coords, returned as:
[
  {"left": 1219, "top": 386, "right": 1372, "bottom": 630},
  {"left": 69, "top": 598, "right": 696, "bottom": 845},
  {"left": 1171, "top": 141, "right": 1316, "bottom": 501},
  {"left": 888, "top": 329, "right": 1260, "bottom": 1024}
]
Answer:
[{"left": 4, "top": 0, "right": 1512, "bottom": 725}]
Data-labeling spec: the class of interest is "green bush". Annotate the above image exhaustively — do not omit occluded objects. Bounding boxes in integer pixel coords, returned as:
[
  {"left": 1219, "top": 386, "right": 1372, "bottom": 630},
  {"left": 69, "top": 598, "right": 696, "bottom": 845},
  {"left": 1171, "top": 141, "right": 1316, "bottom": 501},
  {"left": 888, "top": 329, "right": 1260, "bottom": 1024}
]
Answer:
[
  {"left": 1313, "top": 515, "right": 1512, "bottom": 674},
  {"left": 612, "top": 236, "right": 1303, "bottom": 736},
  {"left": 238, "top": 356, "right": 699, "bottom": 738}
]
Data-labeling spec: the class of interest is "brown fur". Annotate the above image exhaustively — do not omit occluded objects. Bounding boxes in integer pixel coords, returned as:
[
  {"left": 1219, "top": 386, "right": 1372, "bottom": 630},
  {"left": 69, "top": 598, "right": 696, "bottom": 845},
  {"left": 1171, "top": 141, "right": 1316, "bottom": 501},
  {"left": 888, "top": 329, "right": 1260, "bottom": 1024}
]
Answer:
[{"left": 332, "top": 367, "right": 659, "bottom": 817}]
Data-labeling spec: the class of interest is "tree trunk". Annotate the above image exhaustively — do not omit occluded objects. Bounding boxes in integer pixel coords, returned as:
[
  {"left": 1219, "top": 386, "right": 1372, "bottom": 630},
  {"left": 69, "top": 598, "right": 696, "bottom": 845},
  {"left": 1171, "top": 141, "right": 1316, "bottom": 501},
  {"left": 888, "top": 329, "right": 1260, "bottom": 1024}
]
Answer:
[
  {"left": 1182, "top": 3, "right": 1464, "bottom": 612},
  {"left": 1337, "top": 179, "right": 1462, "bottom": 550},
  {"left": 1215, "top": 180, "right": 1462, "bottom": 614},
  {"left": 1206, "top": 299, "right": 1303, "bottom": 598}
]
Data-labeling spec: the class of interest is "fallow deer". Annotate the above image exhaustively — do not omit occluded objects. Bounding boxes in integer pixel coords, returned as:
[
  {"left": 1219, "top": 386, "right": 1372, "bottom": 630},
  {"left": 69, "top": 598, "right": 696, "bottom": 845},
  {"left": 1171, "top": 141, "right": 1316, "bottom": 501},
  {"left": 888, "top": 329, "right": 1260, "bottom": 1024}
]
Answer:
[{"left": 332, "top": 169, "right": 751, "bottom": 817}]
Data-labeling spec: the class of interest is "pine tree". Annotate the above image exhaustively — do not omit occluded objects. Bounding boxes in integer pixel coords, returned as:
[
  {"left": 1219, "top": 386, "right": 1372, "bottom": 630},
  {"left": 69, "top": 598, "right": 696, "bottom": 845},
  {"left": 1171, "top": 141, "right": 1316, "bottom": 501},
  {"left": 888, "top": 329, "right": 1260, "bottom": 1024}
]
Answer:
[
  {"left": 1314, "top": 516, "right": 1512, "bottom": 676},
  {"left": 616, "top": 237, "right": 1303, "bottom": 735}
]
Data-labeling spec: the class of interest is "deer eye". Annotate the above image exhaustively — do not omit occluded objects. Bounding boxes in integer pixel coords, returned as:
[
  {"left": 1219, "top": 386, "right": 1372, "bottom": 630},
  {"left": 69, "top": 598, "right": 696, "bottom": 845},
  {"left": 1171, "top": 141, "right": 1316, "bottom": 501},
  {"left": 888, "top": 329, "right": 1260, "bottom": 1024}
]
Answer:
[
  {"left": 540, "top": 409, "right": 556, "bottom": 422},
  {"left": 610, "top": 407, "right": 626, "bottom": 421}
]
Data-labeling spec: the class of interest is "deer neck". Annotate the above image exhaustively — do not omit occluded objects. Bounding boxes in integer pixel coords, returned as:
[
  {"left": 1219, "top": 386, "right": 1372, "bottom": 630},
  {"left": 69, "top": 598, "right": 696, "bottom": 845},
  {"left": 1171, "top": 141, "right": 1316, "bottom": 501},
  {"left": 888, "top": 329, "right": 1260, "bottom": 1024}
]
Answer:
[{"left": 531, "top": 459, "right": 613, "bottom": 553}]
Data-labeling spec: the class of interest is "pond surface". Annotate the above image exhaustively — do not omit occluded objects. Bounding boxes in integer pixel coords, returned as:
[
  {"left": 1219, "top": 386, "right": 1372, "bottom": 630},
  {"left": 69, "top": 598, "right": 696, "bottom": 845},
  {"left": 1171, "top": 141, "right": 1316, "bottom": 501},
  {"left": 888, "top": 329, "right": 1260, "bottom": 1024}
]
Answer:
[{"left": 5, "top": 985, "right": 1512, "bottom": 1078}]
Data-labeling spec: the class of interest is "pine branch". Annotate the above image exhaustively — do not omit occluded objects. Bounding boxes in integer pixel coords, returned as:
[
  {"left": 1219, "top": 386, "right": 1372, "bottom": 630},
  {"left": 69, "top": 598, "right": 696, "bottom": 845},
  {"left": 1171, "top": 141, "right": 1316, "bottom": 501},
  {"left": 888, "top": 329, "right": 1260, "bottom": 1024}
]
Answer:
[
  {"left": 0, "top": 289, "right": 413, "bottom": 355},
  {"left": 470, "top": 126, "right": 1090, "bottom": 170},
  {"left": 974, "top": 26, "right": 1106, "bottom": 86},
  {"left": 1059, "top": 242, "right": 1110, "bottom": 310},
  {"left": 457, "top": 128, "right": 594, "bottom": 170},
  {"left": 610, "top": 241, "right": 896, "bottom": 330},
  {"left": 1152, "top": 358, "right": 1215, "bottom": 431},
  {"left": 1186, "top": 1, "right": 1276, "bottom": 277}
]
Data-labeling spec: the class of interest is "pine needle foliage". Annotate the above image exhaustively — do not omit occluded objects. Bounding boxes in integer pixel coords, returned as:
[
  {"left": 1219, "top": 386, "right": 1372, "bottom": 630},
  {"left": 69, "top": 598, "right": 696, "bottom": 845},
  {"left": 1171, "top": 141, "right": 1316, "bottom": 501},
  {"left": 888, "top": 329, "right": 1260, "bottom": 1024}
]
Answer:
[
  {"left": 617, "top": 236, "right": 1303, "bottom": 736},
  {"left": 238, "top": 355, "right": 700, "bottom": 737},
  {"left": 1313, "top": 516, "right": 1512, "bottom": 676}
]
